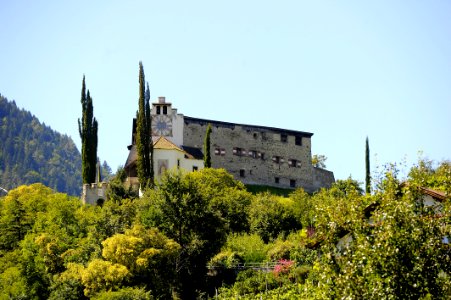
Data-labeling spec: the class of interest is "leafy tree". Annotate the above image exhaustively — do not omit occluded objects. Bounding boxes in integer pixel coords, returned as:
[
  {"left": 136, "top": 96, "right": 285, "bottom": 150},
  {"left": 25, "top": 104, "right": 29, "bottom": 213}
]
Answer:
[
  {"left": 248, "top": 193, "right": 302, "bottom": 243},
  {"left": 78, "top": 76, "right": 98, "bottom": 184},
  {"left": 302, "top": 167, "right": 451, "bottom": 299},
  {"left": 203, "top": 123, "right": 212, "bottom": 168},
  {"left": 81, "top": 259, "right": 130, "bottom": 297},
  {"left": 106, "top": 167, "right": 138, "bottom": 201},
  {"left": 0, "top": 266, "right": 28, "bottom": 299},
  {"left": 139, "top": 170, "right": 227, "bottom": 298},
  {"left": 312, "top": 154, "right": 327, "bottom": 169},
  {"left": 136, "top": 63, "right": 152, "bottom": 190},
  {"left": 365, "top": 136, "right": 371, "bottom": 194},
  {"left": 92, "top": 287, "right": 153, "bottom": 300},
  {"left": 188, "top": 168, "right": 251, "bottom": 233},
  {"left": 101, "top": 225, "right": 180, "bottom": 297}
]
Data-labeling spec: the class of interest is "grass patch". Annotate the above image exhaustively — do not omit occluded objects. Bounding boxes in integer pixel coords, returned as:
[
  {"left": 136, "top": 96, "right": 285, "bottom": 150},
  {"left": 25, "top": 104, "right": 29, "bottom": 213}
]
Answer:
[{"left": 245, "top": 185, "right": 293, "bottom": 197}]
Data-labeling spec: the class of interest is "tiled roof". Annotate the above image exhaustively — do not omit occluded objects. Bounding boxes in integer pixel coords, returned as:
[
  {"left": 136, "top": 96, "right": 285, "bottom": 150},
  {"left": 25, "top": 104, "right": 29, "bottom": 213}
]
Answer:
[
  {"left": 181, "top": 146, "right": 204, "bottom": 160},
  {"left": 420, "top": 186, "right": 447, "bottom": 202},
  {"left": 153, "top": 136, "right": 184, "bottom": 152}
]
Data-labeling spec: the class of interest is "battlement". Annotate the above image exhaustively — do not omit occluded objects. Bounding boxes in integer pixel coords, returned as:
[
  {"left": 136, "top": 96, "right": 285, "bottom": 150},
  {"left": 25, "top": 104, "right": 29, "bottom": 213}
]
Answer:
[{"left": 81, "top": 182, "right": 108, "bottom": 205}]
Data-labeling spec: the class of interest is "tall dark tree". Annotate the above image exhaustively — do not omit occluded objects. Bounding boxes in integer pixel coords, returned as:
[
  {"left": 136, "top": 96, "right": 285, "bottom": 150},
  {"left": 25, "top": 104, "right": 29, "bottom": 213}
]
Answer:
[
  {"left": 203, "top": 123, "right": 212, "bottom": 168},
  {"left": 78, "top": 76, "right": 98, "bottom": 184},
  {"left": 365, "top": 136, "right": 371, "bottom": 195},
  {"left": 136, "top": 62, "right": 152, "bottom": 189},
  {"left": 145, "top": 82, "right": 154, "bottom": 185}
]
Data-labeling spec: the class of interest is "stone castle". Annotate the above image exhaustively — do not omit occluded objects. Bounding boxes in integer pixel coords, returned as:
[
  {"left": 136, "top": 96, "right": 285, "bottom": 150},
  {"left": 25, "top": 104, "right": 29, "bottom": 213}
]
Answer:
[{"left": 124, "top": 97, "right": 334, "bottom": 192}]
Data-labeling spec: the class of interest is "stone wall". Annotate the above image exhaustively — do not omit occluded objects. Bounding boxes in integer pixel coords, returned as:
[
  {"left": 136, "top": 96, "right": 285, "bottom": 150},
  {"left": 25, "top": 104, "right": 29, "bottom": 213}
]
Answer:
[
  {"left": 312, "top": 167, "right": 335, "bottom": 191},
  {"left": 183, "top": 117, "right": 330, "bottom": 192},
  {"left": 81, "top": 182, "right": 108, "bottom": 205}
]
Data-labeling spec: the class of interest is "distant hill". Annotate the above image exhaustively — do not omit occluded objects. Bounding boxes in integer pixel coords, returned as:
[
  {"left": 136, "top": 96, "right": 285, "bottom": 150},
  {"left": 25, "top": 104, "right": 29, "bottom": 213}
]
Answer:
[{"left": 0, "top": 94, "right": 82, "bottom": 195}]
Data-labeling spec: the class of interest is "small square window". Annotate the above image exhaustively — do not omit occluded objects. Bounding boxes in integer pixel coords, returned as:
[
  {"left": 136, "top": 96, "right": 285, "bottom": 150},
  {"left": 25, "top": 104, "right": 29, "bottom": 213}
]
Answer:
[
  {"left": 288, "top": 159, "right": 298, "bottom": 167},
  {"left": 240, "top": 169, "right": 245, "bottom": 177},
  {"left": 281, "top": 134, "right": 288, "bottom": 143},
  {"left": 295, "top": 136, "right": 302, "bottom": 146},
  {"left": 290, "top": 179, "right": 296, "bottom": 188},
  {"left": 275, "top": 177, "right": 280, "bottom": 184},
  {"left": 233, "top": 147, "right": 245, "bottom": 156},
  {"left": 248, "top": 150, "right": 258, "bottom": 158},
  {"left": 272, "top": 156, "right": 281, "bottom": 164}
]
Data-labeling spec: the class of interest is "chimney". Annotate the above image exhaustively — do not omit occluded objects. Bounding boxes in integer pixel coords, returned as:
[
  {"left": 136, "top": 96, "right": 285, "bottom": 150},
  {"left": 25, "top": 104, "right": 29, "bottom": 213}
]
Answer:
[{"left": 158, "top": 96, "right": 165, "bottom": 104}]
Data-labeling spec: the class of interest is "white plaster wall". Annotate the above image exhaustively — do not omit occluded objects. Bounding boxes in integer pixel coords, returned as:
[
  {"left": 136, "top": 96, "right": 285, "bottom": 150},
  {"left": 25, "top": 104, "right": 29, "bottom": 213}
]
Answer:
[
  {"left": 170, "top": 110, "right": 184, "bottom": 146},
  {"left": 153, "top": 148, "right": 203, "bottom": 180}
]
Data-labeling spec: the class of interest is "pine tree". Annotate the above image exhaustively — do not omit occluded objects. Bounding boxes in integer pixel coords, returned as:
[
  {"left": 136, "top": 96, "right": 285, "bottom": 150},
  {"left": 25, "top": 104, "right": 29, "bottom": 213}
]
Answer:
[
  {"left": 136, "top": 62, "right": 152, "bottom": 189},
  {"left": 78, "top": 76, "right": 98, "bottom": 184},
  {"left": 203, "top": 123, "right": 212, "bottom": 168},
  {"left": 365, "top": 136, "right": 371, "bottom": 195}
]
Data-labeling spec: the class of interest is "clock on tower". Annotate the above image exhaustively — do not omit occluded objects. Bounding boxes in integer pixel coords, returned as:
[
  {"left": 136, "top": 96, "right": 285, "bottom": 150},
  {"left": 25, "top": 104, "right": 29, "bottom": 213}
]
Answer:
[{"left": 152, "top": 114, "right": 173, "bottom": 136}]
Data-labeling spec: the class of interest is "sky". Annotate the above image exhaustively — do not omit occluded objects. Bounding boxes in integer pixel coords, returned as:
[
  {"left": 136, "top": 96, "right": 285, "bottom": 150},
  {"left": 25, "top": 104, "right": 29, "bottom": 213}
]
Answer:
[{"left": 1, "top": 1, "right": 450, "bottom": 184}]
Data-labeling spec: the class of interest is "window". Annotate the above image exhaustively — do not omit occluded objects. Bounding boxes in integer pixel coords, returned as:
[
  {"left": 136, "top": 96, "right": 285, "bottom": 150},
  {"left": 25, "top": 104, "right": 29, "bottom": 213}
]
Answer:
[
  {"left": 240, "top": 169, "right": 245, "bottom": 177},
  {"left": 272, "top": 156, "right": 283, "bottom": 164},
  {"left": 260, "top": 152, "right": 265, "bottom": 160},
  {"left": 295, "top": 136, "right": 302, "bottom": 146},
  {"left": 156, "top": 106, "right": 161, "bottom": 115},
  {"left": 163, "top": 106, "right": 167, "bottom": 115},
  {"left": 281, "top": 134, "right": 288, "bottom": 143},
  {"left": 177, "top": 159, "right": 180, "bottom": 169},
  {"left": 233, "top": 147, "right": 246, "bottom": 156},
  {"left": 275, "top": 177, "right": 280, "bottom": 184},
  {"left": 253, "top": 133, "right": 258, "bottom": 139},
  {"left": 215, "top": 148, "right": 226, "bottom": 156},
  {"left": 288, "top": 159, "right": 298, "bottom": 167},
  {"left": 290, "top": 179, "right": 296, "bottom": 188},
  {"left": 248, "top": 150, "right": 258, "bottom": 158},
  {"left": 192, "top": 166, "right": 198, "bottom": 171}
]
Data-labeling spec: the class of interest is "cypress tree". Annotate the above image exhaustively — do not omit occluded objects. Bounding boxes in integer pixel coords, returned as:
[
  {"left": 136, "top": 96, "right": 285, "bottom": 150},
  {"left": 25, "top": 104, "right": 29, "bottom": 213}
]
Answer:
[
  {"left": 136, "top": 62, "right": 152, "bottom": 189},
  {"left": 78, "top": 76, "right": 98, "bottom": 184},
  {"left": 203, "top": 123, "right": 212, "bottom": 168},
  {"left": 365, "top": 136, "right": 371, "bottom": 195},
  {"left": 145, "top": 82, "right": 154, "bottom": 185}
]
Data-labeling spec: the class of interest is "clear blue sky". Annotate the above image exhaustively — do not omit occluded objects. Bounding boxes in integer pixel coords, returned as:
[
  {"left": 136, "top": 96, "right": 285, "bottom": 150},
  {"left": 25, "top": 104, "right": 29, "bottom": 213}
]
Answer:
[{"left": 1, "top": 1, "right": 450, "bottom": 184}]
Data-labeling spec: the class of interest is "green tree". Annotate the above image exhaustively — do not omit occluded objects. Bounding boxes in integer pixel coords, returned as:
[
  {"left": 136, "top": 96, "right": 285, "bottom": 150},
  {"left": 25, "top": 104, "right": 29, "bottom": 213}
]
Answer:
[
  {"left": 78, "top": 76, "right": 98, "bottom": 184},
  {"left": 365, "top": 136, "right": 371, "bottom": 195},
  {"left": 139, "top": 171, "right": 227, "bottom": 298},
  {"left": 145, "top": 82, "right": 154, "bottom": 186},
  {"left": 312, "top": 154, "right": 327, "bottom": 169},
  {"left": 248, "top": 193, "right": 302, "bottom": 243},
  {"left": 136, "top": 63, "right": 152, "bottom": 190},
  {"left": 203, "top": 123, "right": 212, "bottom": 168}
]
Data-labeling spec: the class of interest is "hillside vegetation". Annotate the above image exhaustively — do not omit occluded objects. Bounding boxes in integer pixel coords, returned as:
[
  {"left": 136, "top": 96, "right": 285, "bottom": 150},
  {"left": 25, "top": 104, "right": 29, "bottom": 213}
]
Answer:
[
  {"left": 0, "top": 162, "right": 449, "bottom": 299},
  {"left": 0, "top": 94, "right": 82, "bottom": 195}
]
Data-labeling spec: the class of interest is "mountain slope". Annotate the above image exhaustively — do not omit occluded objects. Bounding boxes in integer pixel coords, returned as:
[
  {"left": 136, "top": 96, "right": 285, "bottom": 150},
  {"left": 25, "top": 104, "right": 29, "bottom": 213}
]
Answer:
[{"left": 0, "top": 94, "right": 82, "bottom": 195}]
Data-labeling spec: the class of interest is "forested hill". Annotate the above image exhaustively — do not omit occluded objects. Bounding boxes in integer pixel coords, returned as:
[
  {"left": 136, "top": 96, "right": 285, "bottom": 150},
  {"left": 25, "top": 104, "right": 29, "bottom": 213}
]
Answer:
[{"left": 0, "top": 94, "right": 82, "bottom": 195}]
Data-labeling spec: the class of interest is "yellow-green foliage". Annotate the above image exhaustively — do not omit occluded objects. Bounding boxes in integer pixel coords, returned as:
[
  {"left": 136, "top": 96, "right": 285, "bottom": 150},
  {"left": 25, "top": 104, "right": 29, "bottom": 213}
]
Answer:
[{"left": 81, "top": 259, "right": 130, "bottom": 297}]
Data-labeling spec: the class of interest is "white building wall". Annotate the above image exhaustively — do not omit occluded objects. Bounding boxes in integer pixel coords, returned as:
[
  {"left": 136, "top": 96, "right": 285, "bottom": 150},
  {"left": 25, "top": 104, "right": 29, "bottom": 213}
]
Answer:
[
  {"left": 153, "top": 148, "right": 203, "bottom": 181},
  {"left": 170, "top": 109, "right": 184, "bottom": 146}
]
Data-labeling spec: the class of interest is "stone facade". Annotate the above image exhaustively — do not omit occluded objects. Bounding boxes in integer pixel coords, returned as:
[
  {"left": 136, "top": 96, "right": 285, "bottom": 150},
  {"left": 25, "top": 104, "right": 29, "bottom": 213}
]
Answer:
[
  {"left": 81, "top": 182, "right": 108, "bottom": 205},
  {"left": 124, "top": 97, "right": 335, "bottom": 193},
  {"left": 183, "top": 117, "right": 334, "bottom": 192}
]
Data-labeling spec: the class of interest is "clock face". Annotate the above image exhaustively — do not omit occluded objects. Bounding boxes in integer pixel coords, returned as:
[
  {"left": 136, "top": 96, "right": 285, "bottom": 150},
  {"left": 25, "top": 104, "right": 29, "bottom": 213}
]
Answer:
[{"left": 152, "top": 115, "right": 172, "bottom": 136}]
